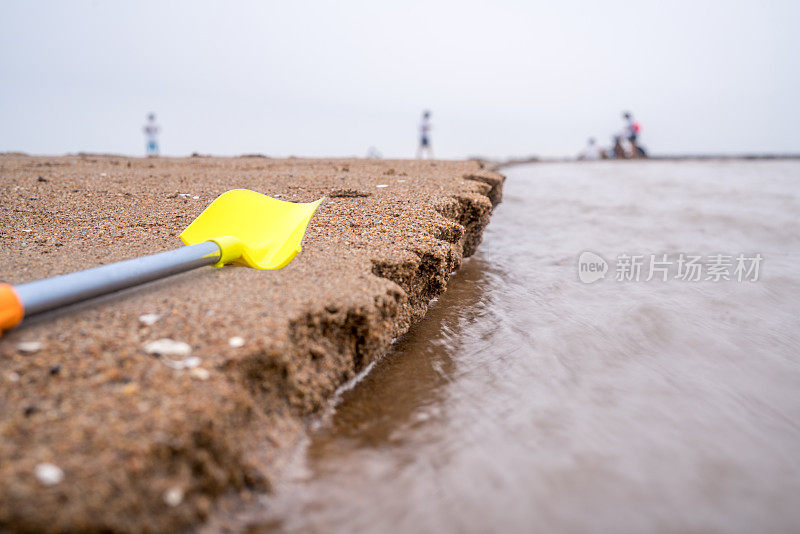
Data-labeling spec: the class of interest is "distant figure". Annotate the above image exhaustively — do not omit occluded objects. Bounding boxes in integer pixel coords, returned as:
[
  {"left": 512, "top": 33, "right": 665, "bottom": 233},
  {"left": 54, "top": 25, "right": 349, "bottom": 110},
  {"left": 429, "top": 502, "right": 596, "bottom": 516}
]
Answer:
[
  {"left": 622, "top": 112, "right": 639, "bottom": 144},
  {"left": 622, "top": 111, "right": 647, "bottom": 158},
  {"left": 143, "top": 113, "right": 160, "bottom": 156},
  {"left": 578, "top": 137, "right": 604, "bottom": 160},
  {"left": 417, "top": 110, "right": 433, "bottom": 159}
]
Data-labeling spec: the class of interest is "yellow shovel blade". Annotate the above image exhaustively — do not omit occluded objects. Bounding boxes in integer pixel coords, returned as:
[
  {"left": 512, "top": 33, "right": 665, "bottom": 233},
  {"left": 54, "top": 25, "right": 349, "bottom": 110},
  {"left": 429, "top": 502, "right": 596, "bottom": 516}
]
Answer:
[{"left": 179, "top": 189, "right": 323, "bottom": 270}]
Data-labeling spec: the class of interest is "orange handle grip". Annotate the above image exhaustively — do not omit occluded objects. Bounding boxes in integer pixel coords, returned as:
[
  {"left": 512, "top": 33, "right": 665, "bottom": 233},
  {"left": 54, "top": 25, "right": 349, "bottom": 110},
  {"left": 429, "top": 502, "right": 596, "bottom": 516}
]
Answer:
[{"left": 0, "top": 283, "right": 24, "bottom": 333}]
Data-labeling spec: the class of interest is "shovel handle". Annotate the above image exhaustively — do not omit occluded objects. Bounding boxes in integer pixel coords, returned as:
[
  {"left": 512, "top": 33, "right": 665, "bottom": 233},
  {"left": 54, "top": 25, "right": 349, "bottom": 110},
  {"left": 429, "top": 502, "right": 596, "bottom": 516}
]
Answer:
[
  {"left": 0, "top": 284, "right": 24, "bottom": 331},
  {"left": 8, "top": 241, "right": 221, "bottom": 323}
]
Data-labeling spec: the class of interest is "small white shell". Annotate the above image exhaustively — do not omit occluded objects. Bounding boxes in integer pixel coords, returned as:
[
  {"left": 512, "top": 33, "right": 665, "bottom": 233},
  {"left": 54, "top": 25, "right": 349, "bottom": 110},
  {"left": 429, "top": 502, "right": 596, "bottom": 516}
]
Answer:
[
  {"left": 190, "top": 368, "right": 211, "bottom": 380},
  {"left": 144, "top": 339, "right": 191, "bottom": 357},
  {"left": 16, "top": 341, "right": 43, "bottom": 353},
  {"left": 35, "top": 463, "right": 64, "bottom": 486},
  {"left": 138, "top": 313, "right": 161, "bottom": 326},
  {"left": 163, "top": 486, "right": 184, "bottom": 507}
]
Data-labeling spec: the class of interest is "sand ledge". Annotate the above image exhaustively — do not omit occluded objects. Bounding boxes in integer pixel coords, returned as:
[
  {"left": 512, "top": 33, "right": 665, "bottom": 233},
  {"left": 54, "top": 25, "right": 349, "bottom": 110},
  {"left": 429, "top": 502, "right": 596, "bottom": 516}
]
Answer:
[{"left": 0, "top": 155, "right": 503, "bottom": 532}]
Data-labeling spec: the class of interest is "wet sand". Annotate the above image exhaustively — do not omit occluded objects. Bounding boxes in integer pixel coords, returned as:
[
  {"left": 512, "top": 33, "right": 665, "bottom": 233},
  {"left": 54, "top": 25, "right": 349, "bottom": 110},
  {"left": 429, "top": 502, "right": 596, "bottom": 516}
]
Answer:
[{"left": 0, "top": 154, "right": 503, "bottom": 532}]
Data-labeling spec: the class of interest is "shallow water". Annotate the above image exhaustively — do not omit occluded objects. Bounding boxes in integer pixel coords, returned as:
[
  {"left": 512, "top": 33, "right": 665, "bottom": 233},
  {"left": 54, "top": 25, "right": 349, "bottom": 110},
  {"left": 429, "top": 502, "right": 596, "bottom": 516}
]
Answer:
[{"left": 252, "top": 161, "right": 800, "bottom": 533}]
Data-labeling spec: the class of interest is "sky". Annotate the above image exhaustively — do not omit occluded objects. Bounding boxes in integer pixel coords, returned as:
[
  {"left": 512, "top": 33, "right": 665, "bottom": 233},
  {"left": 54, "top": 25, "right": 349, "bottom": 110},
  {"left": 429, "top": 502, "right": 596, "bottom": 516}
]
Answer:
[{"left": 1, "top": 0, "right": 798, "bottom": 159}]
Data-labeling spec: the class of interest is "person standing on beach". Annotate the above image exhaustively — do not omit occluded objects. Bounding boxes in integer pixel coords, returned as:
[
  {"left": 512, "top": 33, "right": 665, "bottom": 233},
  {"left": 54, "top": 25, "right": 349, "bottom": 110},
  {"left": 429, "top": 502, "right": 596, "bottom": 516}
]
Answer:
[
  {"left": 622, "top": 111, "right": 639, "bottom": 145},
  {"left": 622, "top": 111, "right": 646, "bottom": 157},
  {"left": 416, "top": 110, "right": 433, "bottom": 159},
  {"left": 143, "top": 113, "right": 160, "bottom": 156}
]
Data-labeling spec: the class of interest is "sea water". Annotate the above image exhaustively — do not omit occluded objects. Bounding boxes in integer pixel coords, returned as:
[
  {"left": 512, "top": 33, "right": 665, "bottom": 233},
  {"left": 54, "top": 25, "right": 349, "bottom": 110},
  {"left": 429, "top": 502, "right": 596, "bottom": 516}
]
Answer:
[{"left": 244, "top": 161, "right": 800, "bottom": 533}]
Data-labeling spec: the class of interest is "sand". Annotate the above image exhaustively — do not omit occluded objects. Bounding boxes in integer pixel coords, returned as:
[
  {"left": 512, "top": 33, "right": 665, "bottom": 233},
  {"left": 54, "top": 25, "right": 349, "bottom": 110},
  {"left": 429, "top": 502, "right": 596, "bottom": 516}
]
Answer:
[{"left": 0, "top": 154, "right": 503, "bottom": 532}]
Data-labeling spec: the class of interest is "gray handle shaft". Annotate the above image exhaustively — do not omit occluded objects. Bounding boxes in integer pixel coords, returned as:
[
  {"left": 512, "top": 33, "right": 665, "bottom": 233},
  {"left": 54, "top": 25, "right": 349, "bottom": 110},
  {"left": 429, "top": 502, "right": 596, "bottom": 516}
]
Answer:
[{"left": 15, "top": 241, "right": 221, "bottom": 317}]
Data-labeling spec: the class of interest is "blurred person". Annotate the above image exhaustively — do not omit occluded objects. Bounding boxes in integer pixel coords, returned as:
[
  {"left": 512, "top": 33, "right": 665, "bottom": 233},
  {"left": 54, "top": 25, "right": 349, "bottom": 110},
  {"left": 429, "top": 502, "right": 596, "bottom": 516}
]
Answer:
[
  {"left": 622, "top": 111, "right": 647, "bottom": 158},
  {"left": 578, "top": 137, "right": 604, "bottom": 160},
  {"left": 143, "top": 113, "right": 160, "bottom": 156},
  {"left": 416, "top": 110, "right": 433, "bottom": 159},
  {"left": 622, "top": 111, "right": 640, "bottom": 144}
]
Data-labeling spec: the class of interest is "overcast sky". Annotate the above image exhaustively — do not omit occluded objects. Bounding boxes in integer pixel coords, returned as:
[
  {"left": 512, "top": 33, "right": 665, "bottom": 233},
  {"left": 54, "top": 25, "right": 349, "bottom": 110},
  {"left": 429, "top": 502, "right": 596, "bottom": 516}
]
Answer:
[{"left": 1, "top": 0, "right": 798, "bottom": 159}]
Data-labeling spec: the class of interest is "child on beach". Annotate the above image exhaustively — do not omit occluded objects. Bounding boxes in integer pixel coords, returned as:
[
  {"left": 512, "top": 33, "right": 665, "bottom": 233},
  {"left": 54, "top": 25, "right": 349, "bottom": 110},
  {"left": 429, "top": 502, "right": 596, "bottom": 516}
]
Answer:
[
  {"left": 416, "top": 110, "right": 433, "bottom": 159},
  {"left": 143, "top": 113, "right": 160, "bottom": 156}
]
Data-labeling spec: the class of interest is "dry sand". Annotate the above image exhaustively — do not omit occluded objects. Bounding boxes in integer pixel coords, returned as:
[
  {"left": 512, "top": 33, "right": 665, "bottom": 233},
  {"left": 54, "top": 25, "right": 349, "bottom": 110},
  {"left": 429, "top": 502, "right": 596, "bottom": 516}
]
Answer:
[{"left": 0, "top": 154, "right": 503, "bottom": 532}]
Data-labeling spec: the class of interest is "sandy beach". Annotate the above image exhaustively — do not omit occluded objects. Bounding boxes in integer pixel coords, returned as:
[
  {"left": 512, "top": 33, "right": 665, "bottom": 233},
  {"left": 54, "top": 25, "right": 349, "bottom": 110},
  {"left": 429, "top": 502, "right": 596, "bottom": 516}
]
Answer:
[{"left": 0, "top": 154, "right": 503, "bottom": 532}]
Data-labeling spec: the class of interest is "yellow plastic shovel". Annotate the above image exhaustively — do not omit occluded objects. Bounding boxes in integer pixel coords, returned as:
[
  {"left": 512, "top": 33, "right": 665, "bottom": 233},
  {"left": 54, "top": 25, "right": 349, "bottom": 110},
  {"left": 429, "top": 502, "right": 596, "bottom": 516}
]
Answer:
[{"left": 0, "top": 189, "right": 323, "bottom": 334}]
